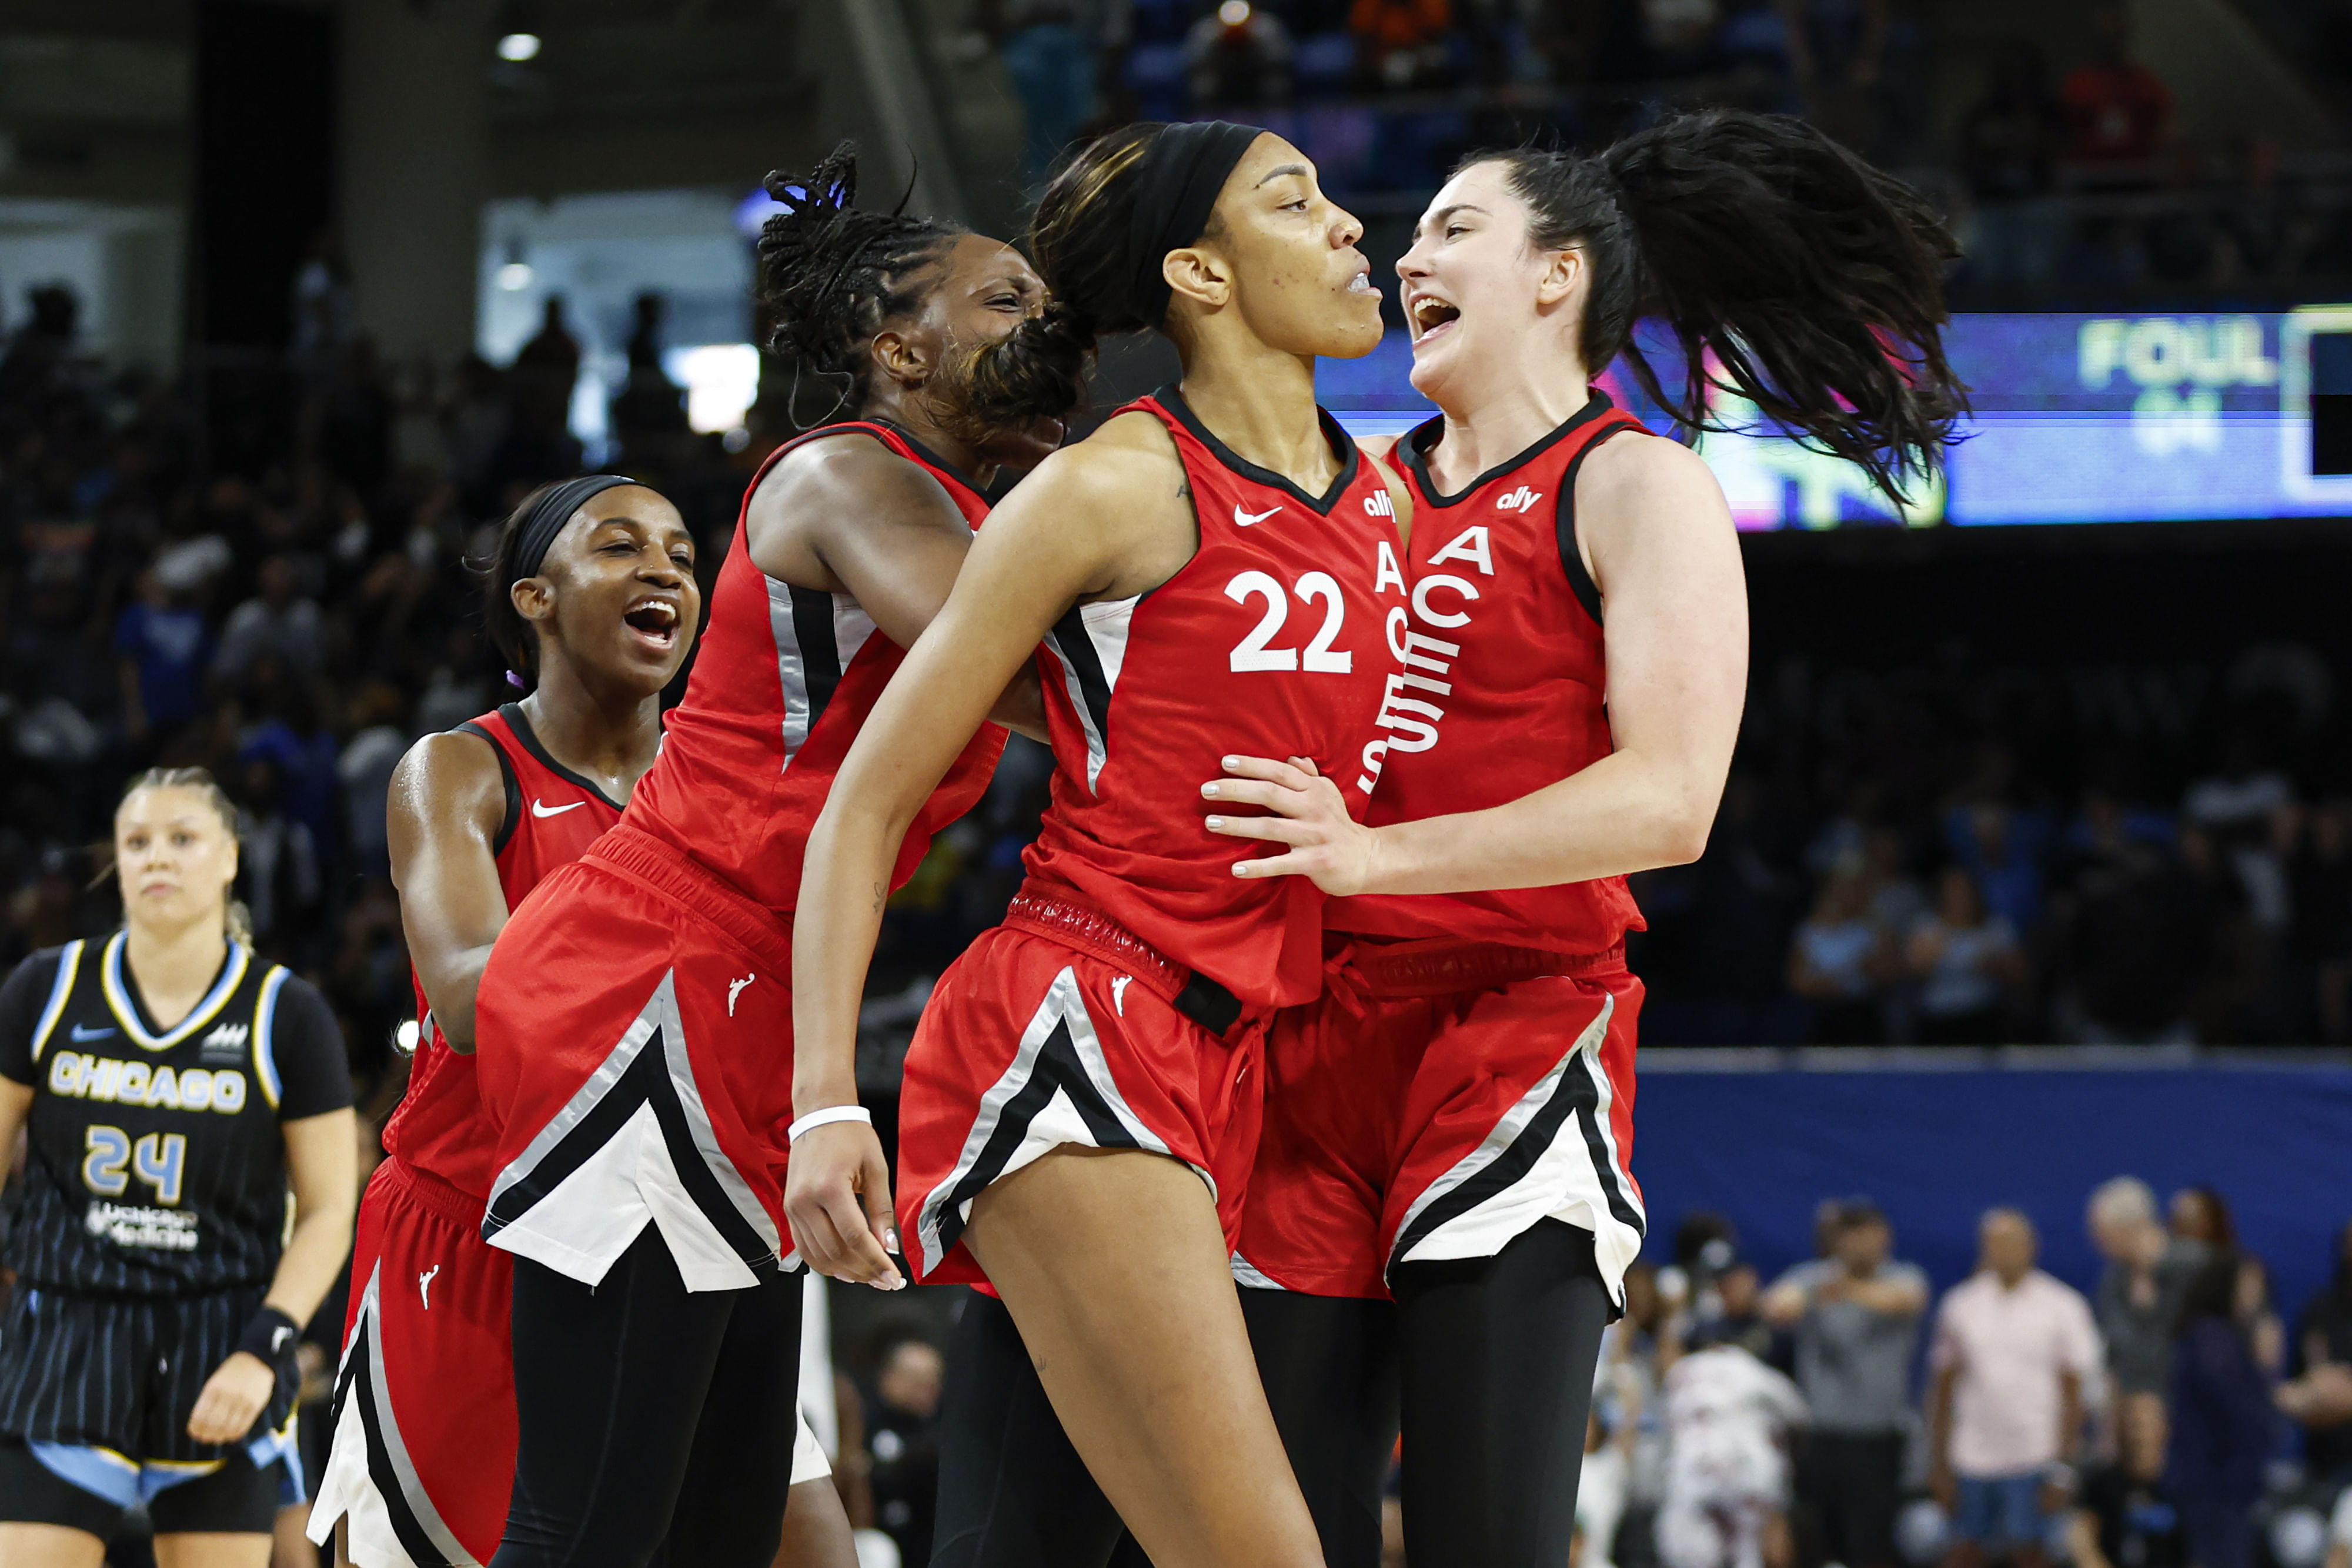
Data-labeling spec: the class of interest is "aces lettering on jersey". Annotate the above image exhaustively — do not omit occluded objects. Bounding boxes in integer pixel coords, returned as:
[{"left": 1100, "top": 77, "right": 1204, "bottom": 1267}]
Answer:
[
  {"left": 1220, "top": 490, "right": 1411, "bottom": 798},
  {"left": 1359, "top": 518, "right": 1500, "bottom": 792}
]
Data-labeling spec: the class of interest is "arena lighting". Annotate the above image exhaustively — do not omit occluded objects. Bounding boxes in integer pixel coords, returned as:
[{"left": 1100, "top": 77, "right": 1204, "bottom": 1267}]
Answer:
[
  {"left": 496, "top": 32, "right": 541, "bottom": 62},
  {"left": 1219, "top": 1, "right": 1252, "bottom": 23},
  {"left": 393, "top": 1019, "right": 421, "bottom": 1057},
  {"left": 496, "top": 260, "right": 532, "bottom": 290}
]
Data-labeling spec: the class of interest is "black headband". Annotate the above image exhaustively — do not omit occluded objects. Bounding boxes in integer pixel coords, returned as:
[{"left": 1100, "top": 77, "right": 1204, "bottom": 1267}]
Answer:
[
  {"left": 510, "top": 473, "right": 639, "bottom": 584},
  {"left": 1127, "top": 120, "right": 1267, "bottom": 329}
]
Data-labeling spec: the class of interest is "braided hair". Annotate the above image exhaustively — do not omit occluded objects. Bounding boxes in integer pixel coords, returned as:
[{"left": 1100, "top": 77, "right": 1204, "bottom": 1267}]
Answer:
[{"left": 757, "top": 142, "right": 967, "bottom": 421}]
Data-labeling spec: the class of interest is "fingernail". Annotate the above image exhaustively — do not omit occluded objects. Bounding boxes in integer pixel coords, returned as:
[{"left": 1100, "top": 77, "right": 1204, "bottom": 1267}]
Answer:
[
  {"left": 885, "top": 1229, "right": 901, "bottom": 1253},
  {"left": 1224, "top": 755, "right": 1240, "bottom": 768},
  {"left": 1201, "top": 782, "right": 1219, "bottom": 797},
  {"left": 1206, "top": 815, "right": 1224, "bottom": 828}
]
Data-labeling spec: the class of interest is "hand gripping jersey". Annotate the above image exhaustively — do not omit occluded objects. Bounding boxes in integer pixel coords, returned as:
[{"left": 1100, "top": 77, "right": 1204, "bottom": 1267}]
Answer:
[
  {"left": 1023, "top": 387, "right": 1408, "bottom": 1009},
  {"left": 1328, "top": 390, "right": 1649, "bottom": 954},
  {"left": 380, "top": 704, "right": 626, "bottom": 1201},
  {"left": 0, "top": 935, "right": 347, "bottom": 1293},
  {"left": 623, "top": 419, "right": 1008, "bottom": 914}
]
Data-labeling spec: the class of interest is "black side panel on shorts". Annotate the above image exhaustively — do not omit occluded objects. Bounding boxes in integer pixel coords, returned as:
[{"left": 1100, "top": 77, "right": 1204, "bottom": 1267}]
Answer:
[{"left": 927, "top": 1017, "right": 1142, "bottom": 1265}]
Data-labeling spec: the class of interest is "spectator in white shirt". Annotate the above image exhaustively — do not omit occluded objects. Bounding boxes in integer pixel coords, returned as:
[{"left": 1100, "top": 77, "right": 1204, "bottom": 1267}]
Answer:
[
  {"left": 1928, "top": 1209, "right": 2103, "bottom": 1568},
  {"left": 1657, "top": 1343, "right": 1809, "bottom": 1568}
]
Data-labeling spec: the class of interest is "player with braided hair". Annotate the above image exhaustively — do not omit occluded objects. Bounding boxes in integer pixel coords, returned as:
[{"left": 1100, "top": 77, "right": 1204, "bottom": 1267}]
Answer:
[{"left": 464, "top": 142, "right": 1048, "bottom": 1568}]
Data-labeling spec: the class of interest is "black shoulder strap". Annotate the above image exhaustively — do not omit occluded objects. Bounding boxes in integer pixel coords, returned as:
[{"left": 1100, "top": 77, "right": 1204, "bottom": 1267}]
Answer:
[
  {"left": 455, "top": 719, "right": 521, "bottom": 858},
  {"left": 1554, "top": 420, "right": 1642, "bottom": 628}
]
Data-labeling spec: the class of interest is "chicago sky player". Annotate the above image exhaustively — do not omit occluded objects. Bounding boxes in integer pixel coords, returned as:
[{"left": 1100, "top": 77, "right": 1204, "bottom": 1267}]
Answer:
[
  {"left": 0, "top": 769, "right": 357, "bottom": 1565},
  {"left": 1209, "top": 110, "right": 1966, "bottom": 1567},
  {"left": 788, "top": 122, "right": 1411, "bottom": 1568},
  {"left": 306, "top": 475, "right": 852, "bottom": 1567}
]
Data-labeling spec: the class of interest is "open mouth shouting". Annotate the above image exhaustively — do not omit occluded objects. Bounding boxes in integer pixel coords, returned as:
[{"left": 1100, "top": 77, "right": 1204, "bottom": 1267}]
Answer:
[
  {"left": 1407, "top": 290, "right": 1461, "bottom": 345},
  {"left": 623, "top": 595, "right": 681, "bottom": 651}
]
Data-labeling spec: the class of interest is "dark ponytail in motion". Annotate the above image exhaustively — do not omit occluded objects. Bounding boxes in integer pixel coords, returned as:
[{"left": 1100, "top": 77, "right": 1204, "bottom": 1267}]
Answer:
[
  {"left": 755, "top": 141, "right": 966, "bottom": 418},
  {"left": 958, "top": 123, "right": 1172, "bottom": 432},
  {"left": 1479, "top": 109, "right": 1964, "bottom": 502}
]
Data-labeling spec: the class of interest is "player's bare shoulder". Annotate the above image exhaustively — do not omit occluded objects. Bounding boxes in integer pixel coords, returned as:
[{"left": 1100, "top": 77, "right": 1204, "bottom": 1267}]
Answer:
[{"left": 388, "top": 727, "right": 508, "bottom": 851}]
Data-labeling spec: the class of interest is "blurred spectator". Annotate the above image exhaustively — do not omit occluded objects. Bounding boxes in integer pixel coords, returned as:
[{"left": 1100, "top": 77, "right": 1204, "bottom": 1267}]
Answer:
[
  {"left": 1657, "top": 1342, "right": 1809, "bottom": 1568},
  {"left": 1908, "top": 867, "right": 2028, "bottom": 1045},
  {"left": 1950, "top": 804, "right": 2044, "bottom": 938},
  {"left": 2329, "top": 1487, "right": 2352, "bottom": 1568},
  {"left": 866, "top": 1335, "right": 944, "bottom": 1567},
  {"left": 114, "top": 566, "right": 213, "bottom": 753},
  {"left": 214, "top": 554, "right": 326, "bottom": 687},
  {"left": 2060, "top": 5, "right": 2174, "bottom": 169},
  {"left": 234, "top": 753, "right": 322, "bottom": 953},
  {"left": 2166, "top": 1255, "right": 2280, "bottom": 1568},
  {"left": 1351, "top": 0, "right": 1451, "bottom": 88},
  {"left": 1959, "top": 44, "right": 2064, "bottom": 300},
  {"left": 987, "top": 0, "right": 1109, "bottom": 188},
  {"left": 2065, "top": 1392, "right": 2183, "bottom": 1568},
  {"left": 2087, "top": 1176, "right": 2190, "bottom": 1399},
  {"left": 2283, "top": 1221, "right": 2352, "bottom": 1482},
  {"left": 2287, "top": 804, "right": 2352, "bottom": 1042},
  {"left": 608, "top": 293, "right": 689, "bottom": 468},
  {"left": 338, "top": 684, "right": 410, "bottom": 880},
  {"left": 2170, "top": 1187, "right": 2237, "bottom": 1268},
  {"left": 1789, "top": 865, "right": 1892, "bottom": 1044},
  {"left": 1187, "top": 2, "right": 1294, "bottom": 108},
  {"left": 1927, "top": 1209, "right": 2100, "bottom": 1568},
  {"left": 1762, "top": 1200, "right": 1927, "bottom": 1568},
  {"left": 2052, "top": 817, "right": 2214, "bottom": 1047},
  {"left": 1690, "top": 1258, "right": 1779, "bottom": 1365},
  {"left": 1778, "top": 0, "right": 1886, "bottom": 149}
]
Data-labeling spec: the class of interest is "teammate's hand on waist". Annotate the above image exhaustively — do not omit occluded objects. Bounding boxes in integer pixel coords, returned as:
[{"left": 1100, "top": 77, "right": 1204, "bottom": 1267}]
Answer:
[
  {"left": 784, "top": 1118, "right": 906, "bottom": 1291},
  {"left": 1202, "top": 754, "right": 1378, "bottom": 897},
  {"left": 186, "top": 1350, "right": 277, "bottom": 1445}
]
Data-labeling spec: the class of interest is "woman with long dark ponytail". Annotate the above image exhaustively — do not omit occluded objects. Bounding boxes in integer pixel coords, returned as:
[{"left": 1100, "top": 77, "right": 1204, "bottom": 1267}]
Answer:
[
  {"left": 789, "top": 122, "right": 1414, "bottom": 1566},
  {"left": 1206, "top": 109, "right": 1965, "bottom": 1567}
]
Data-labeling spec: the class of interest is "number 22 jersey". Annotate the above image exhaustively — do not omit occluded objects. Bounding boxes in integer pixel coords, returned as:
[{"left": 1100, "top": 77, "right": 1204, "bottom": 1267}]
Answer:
[
  {"left": 0, "top": 937, "right": 351, "bottom": 1293},
  {"left": 1020, "top": 386, "right": 1407, "bottom": 1009}
]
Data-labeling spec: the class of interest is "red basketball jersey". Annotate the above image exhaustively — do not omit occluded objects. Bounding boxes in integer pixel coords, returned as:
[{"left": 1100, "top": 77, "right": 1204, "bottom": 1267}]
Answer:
[
  {"left": 1328, "top": 392, "right": 1650, "bottom": 954},
  {"left": 623, "top": 421, "right": 1008, "bottom": 913},
  {"left": 1021, "top": 389, "right": 1406, "bottom": 1011},
  {"left": 382, "top": 704, "right": 625, "bottom": 1198}
]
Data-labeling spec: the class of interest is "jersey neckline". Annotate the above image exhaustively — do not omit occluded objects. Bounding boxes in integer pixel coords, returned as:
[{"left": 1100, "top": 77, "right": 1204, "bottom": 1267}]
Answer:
[
  {"left": 778, "top": 417, "right": 988, "bottom": 507},
  {"left": 99, "top": 930, "right": 252, "bottom": 1052},
  {"left": 497, "top": 702, "right": 630, "bottom": 813},
  {"left": 1151, "top": 384, "right": 1362, "bottom": 516},
  {"left": 1401, "top": 389, "right": 1617, "bottom": 507}
]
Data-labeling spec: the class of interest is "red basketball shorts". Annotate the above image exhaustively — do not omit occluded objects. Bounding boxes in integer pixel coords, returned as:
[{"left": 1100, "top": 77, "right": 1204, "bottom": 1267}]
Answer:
[
  {"left": 896, "top": 888, "right": 1266, "bottom": 1287},
  {"left": 1236, "top": 937, "right": 1647, "bottom": 1304},
  {"left": 473, "top": 825, "right": 797, "bottom": 1292},
  {"left": 309, "top": 1157, "right": 514, "bottom": 1567}
]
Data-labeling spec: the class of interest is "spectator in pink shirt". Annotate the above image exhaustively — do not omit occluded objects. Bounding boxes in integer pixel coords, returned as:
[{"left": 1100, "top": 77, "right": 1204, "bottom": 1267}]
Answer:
[{"left": 1927, "top": 1209, "right": 2104, "bottom": 1568}]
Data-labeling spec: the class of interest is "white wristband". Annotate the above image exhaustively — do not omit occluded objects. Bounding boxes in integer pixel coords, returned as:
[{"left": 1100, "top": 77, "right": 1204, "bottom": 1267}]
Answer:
[{"left": 787, "top": 1105, "right": 873, "bottom": 1143}]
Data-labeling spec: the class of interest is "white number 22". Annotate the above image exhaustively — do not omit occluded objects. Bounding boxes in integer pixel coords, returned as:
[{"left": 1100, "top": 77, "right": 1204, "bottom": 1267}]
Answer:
[{"left": 1225, "top": 571, "right": 1353, "bottom": 674}]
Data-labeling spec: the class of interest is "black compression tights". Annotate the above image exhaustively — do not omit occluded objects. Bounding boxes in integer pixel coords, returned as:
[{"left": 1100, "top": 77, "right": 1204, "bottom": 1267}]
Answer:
[
  {"left": 490, "top": 1230, "right": 803, "bottom": 1568},
  {"left": 1391, "top": 1218, "right": 1613, "bottom": 1568},
  {"left": 930, "top": 1289, "right": 1399, "bottom": 1568}
]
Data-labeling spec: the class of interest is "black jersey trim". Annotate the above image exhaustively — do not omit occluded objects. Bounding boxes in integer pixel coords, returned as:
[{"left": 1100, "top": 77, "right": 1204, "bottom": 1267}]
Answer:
[
  {"left": 785, "top": 586, "right": 846, "bottom": 733},
  {"left": 1150, "top": 385, "right": 1361, "bottom": 516},
  {"left": 1553, "top": 419, "right": 1640, "bottom": 630},
  {"left": 1401, "top": 389, "right": 1616, "bottom": 507},
  {"left": 496, "top": 704, "right": 627, "bottom": 814},
  {"left": 99, "top": 933, "right": 250, "bottom": 1054},
  {"left": 453, "top": 721, "right": 521, "bottom": 858},
  {"left": 772, "top": 419, "right": 988, "bottom": 513},
  {"left": 867, "top": 417, "right": 990, "bottom": 504}
]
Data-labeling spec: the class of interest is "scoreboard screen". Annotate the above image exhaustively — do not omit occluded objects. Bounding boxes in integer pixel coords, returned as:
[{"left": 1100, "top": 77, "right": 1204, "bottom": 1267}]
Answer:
[{"left": 1315, "top": 307, "right": 2352, "bottom": 530}]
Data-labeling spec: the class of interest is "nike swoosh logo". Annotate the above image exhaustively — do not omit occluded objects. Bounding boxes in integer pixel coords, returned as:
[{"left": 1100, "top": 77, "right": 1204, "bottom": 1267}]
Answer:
[
  {"left": 70, "top": 1024, "right": 115, "bottom": 1042},
  {"left": 531, "top": 799, "right": 585, "bottom": 818},
  {"left": 1234, "top": 504, "right": 1280, "bottom": 527}
]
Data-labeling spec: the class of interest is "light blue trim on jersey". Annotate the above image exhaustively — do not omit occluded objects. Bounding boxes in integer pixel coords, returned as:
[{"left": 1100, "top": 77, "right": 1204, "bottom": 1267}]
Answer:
[
  {"left": 28, "top": 940, "right": 83, "bottom": 1063},
  {"left": 29, "top": 1440, "right": 223, "bottom": 1507},
  {"left": 252, "top": 967, "right": 289, "bottom": 1111},
  {"left": 100, "top": 931, "right": 251, "bottom": 1052}
]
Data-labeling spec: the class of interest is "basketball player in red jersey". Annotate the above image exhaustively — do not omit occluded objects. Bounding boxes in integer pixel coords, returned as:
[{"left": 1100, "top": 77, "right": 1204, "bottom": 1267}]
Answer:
[
  {"left": 305, "top": 476, "right": 854, "bottom": 1568},
  {"left": 1206, "top": 111, "right": 1967, "bottom": 1567},
  {"left": 465, "top": 145, "right": 1054, "bottom": 1568},
  {"left": 789, "top": 123, "right": 1413, "bottom": 1568}
]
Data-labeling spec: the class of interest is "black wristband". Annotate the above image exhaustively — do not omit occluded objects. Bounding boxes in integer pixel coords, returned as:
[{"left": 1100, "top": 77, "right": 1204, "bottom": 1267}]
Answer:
[{"left": 235, "top": 1305, "right": 300, "bottom": 1366}]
